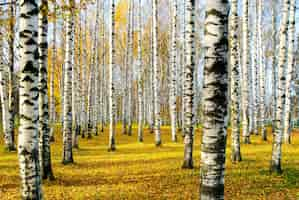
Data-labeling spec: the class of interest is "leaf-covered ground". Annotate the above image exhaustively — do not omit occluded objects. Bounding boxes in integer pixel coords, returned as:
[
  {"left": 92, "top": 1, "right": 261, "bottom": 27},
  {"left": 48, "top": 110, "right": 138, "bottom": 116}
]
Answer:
[{"left": 0, "top": 125, "right": 299, "bottom": 199}]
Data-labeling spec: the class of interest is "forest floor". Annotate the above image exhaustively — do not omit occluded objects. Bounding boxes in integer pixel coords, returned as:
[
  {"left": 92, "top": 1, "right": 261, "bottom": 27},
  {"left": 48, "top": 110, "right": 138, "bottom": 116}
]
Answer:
[{"left": 0, "top": 125, "right": 299, "bottom": 200}]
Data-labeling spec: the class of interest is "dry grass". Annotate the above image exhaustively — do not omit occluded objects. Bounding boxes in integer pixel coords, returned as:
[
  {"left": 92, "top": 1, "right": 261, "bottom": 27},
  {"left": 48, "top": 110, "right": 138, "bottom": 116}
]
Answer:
[{"left": 0, "top": 125, "right": 299, "bottom": 199}]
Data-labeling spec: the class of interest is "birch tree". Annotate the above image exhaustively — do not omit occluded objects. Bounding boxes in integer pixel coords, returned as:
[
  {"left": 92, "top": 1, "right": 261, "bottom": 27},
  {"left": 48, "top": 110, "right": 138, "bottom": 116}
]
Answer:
[
  {"left": 230, "top": 0, "right": 242, "bottom": 162},
  {"left": 241, "top": 0, "right": 250, "bottom": 144},
  {"left": 108, "top": 0, "right": 116, "bottom": 151},
  {"left": 271, "top": 0, "right": 290, "bottom": 174},
  {"left": 128, "top": 0, "right": 134, "bottom": 136},
  {"left": 49, "top": 0, "right": 57, "bottom": 142},
  {"left": 272, "top": 1, "right": 278, "bottom": 131},
  {"left": 257, "top": 0, "right": 267, "bottom": 140},
  {"left": 18, "top": 0, "right": 43, "bottom": 198},
  {"left": 169, "top": 0, "right": 178, "bottom": 142},
  {"left": 8, "top": 1, "right": 15, "bottom": 147},
  {"left": 182, "top": 0, "right": 195, "bottom": 169},
  {"left": 123, "top": 0, "right": 132, "bottom": 135},
  {"left": 200, "top": 0, "right": 229, "bottom": 199},
  {"left": 137, "top": 0, "right": 144, "bottom": 142},
  {"left": 153, "top": 0, "right": 161, "bottom": 146},
  {"left": 62, "top": 0, "right": 75, "bottom": 164},
  {"left": 0, "top": 29, "right": 15, "bottom": 151},
  {"left": 283, "top": 0, "right": 296, "bottom": 144},
  {"left": 38, "top": 0, "right": 54, "bottom": 180}
]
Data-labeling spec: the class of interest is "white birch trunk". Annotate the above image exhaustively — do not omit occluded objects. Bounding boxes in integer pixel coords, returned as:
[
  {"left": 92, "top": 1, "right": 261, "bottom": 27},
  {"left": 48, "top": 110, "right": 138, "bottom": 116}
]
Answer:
[
  {"left": 38, "top": 0, "right": 54, "bottom": 180},
  {"left": 200, "top": 1, "right": 229, "bottom": 199},
  {"left": 169, "top": 0, "right": 178, "bottom": 142},
  {"left": 241, "top": 0, "right": 250, "bottom": 144},
  {"left": 271, "top": 0, "right": 290, "bottom": 174},
  {"left": 283, "top": 0, "right": 296, "bottom": 144},
  {"left": 18, "top": 0, "right": 43, "bottom": 198},
  {"left": 230, "top": 0, "right": 242, "bottom": 162},
  {"left": 108, "top": 0, "right": 116, "bottom": 151},
  {"left": 182, "top": 0, "right": 195, "bottom": 169},
  {"left": 62, "top": 0, "right": 75, "bottom": 164},
  {"left": 153, "top": 0, "right": 161, "bottom": 146}
]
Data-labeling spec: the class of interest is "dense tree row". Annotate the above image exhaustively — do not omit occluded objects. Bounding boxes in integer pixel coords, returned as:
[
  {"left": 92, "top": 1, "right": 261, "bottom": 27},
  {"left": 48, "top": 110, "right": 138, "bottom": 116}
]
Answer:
[{"left": 0, "top": 0, "right": 298, "bottom": 199}]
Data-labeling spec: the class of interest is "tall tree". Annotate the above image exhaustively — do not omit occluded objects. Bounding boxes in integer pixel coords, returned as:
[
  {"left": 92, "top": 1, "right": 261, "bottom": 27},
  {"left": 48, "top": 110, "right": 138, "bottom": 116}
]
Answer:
[
  {"left": 18, "top": 0, "right": 43, "bottom": 198},
  {"left": 38, "top": 0, "right": 54, "bottom": 180},
  {"left": 62, "top": 0, "right": 75, "bottom": 164},
  {"left": 230, "top": 0, "right": 242, "bottom": 162},
  {"left": 122, "top": 0, "right": 132, "bottom": 135},
  {"left": 200, "top": 0, "right": 229, "bottom": 199},
  {"left": 271, "top": 1, "right": 278, "bottom": 132},
  {"left": 251, "top": 0, "right": 258, "bottom": 135},
  {"left": 153, "top": 0, "right": 161, "bottom": 146},
  {"left": 283, "top": 0, "right": 296, "bottom": 144},
  {"left": 49, "top": 0, "right": 57, "bottom": 142},
  {"left": 182, "top": 0, "right": 195, "bottom": 169},
  {"left": 257, "top": 0, "right": 267, "bottom": 140},
  {"left": 100, "top": 0, "right": 106, "bottom": 133},
  {"left": 0, "top": 28, "right": 15, "bottom": 151},
  {"left": 137, "top": 0, "right": 144, "bottom": 142},
  {"left": 108, "top": 0, "right": 116, "bottom": 151},
  {"left": 8, "top": 0, "right": 15, "bottom": 146},
  {"left": 169, "top": 0, "right": 178, "bottom": 142},
  {"left": 127, "top": 0, "right": 134, "bottom": 136},
  {"left": 271, "top": 0, "right": 290, "bottom": 174},
  {"left": 241, "top": 0, "right": 250, "bottom": 144},
  {"left": 94, "top": 0, "right": 101, "bottom": 136}
]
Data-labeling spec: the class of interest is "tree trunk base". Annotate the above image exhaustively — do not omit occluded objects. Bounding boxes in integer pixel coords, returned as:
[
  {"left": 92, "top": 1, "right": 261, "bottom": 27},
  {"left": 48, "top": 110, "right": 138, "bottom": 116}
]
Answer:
[
  {"left": 270, "top": 163, "right": 283, "bottom": 174},
  {"left": 108, "top": 146, "right": 116, "bottom": 152},
  {"left": 231, "top": 152, "right": 242, "bottom": 162},
  {"left": 182, "top": 160, "right": 194, "bottom": 169},
  {"left": 62, "top": 159, "right": 74, "bottom": 165},
  {"left": 155, "top": 141, "right": 162, "bottom": 147},
  {"left": 261, "top": 129, "right": 267, "bottom": 141},
  {"left": 243, "top": 137, "right": 250, "bottom": 144},
  {"left": 50, "top": 135, "right": 55, "bottom": 142},
  {"left": 172, "top": 135, "right": 177, "bottom": 142},
  {"left": 284, "top": 136, "right": 291, "bottom": 144},
  {"left": 4, "top": 145, "right": 16, "bottom": 152}
]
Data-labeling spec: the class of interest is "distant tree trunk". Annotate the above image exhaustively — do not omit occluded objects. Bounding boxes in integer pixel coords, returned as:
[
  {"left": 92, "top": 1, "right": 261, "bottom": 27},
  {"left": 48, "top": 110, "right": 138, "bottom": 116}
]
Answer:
[
  {"left": 49, "top": 0, "right": 57, "bottom": 142},
  {"left": 94, "top": 0, "right": 101, "bottom": 136},
  {"left": 18, "top": 0, "right": 43, "bottom": 198},
  {"left": 169, "top": 0, "right": 178, "bottom": 142},
  {"left": 38, "top": 0, "right": 54, "bottom": 180},
  {"left": 150, "top": 13, "right": 155, "bottom": 134},
  {"left": 153, "top": 0, "right": 161, "bottom": 146},
  {"left": 8, "top": 2, "right": 15, "bottom": 147},
  {"left": 127, "top": 0, "right": 134, "bottom": 136},
  {"left": 108, "top": 0, "right": 116, "bottom": 151},
  {"left": 271, "top": 0, "right": 290, "bottom": 174},
  {"left": 283, "top": 0, "right": 296, "bottom": 144},
  {"left": 72, "top": 10, "right": 80, "bottom": 149},
  {"left": 257, "top": 0, "right": 267, "bottom": 140},
  {"left": 241, "top": 0, "right": 250, "bottom": 144},
  {"left": 101, "top": 0, "right": 106, "bottom": 133},
  {"left": 62, "top": 0, "right": 75, "bottom": 164},
  {"left": 272, "top": 1, "right": 278, "bottom": 132},
  {"left": 230, "top": 0, "right": 242, "bottom": 162},
  {"left": 251, "top": 0, "right": 258, "bottom": 135},
  {"left": 81, "top": 7, "right": 88, "bottom": 138},
  {"left": 137, "top": 0, "right": 144, "bottom": 142},
  {"left": 254, "top": 0, "right": 260, "bottom": 135},
  {"left": 123, "top": 0, "right": 132, "bottom": 135},
  {"left": 200, "top": 0, "right": 229, "bottom": 199},
  {"left": 0, "top": 29, "right": 15, "bottom": 151},
  {"left": 182, "top": 0, "right": 195, "bottom": 169}
]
